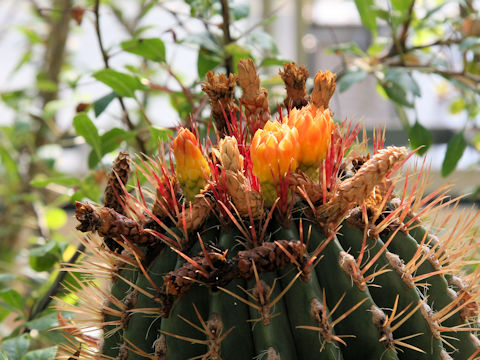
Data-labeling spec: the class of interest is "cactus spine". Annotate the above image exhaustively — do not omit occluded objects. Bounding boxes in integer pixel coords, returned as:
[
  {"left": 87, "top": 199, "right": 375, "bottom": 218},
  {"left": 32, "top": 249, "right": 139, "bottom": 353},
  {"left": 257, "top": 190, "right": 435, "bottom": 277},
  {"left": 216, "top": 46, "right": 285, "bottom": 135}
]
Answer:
[{"left": 60, "top": 62, "right": 480, "bottom": 360}]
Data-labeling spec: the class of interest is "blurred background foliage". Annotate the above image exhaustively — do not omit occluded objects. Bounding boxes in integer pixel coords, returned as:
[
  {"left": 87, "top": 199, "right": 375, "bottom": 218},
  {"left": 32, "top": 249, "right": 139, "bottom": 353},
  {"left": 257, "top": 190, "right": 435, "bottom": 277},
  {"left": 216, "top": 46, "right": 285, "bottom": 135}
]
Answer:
[
  {"left": 335, "top": 0, "right": 480, "bottom": 177},
  {"left": 0, "top": 0, "right": 479, "bottom": 358}
]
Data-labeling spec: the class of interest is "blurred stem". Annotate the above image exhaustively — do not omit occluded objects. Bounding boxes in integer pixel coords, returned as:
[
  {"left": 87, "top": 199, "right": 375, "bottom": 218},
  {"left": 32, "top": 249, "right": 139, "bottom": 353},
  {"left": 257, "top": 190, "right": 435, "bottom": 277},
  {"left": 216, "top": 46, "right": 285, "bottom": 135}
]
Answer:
[
  {"left": 384, "top": 0, "right": 415, "bottom": 62},
  {"left": 220, "top": 0, "right": 233, "bottom": 74},
  {"left": 398, "top": 0, "right": 415, "bottom": 52},
  {"left": 39, "top": 0, "right": 71, "bottom": 105},
  {"left": 36, "top": 0, "right": 72, "bottom": 147}
]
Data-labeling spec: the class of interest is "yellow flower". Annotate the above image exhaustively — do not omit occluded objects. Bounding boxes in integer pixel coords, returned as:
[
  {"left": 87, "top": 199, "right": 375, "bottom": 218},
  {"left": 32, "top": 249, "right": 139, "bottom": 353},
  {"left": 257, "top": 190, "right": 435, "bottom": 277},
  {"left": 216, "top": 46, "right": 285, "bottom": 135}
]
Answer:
[
  {"left": 285, "top": 104, "right": 334, "bottom": 177},
  {"left": 250, "top": 121, "right": 299, "bottom": 204},
  {"left": 172, "top": 128, "right": 210, "bottom": 201}
]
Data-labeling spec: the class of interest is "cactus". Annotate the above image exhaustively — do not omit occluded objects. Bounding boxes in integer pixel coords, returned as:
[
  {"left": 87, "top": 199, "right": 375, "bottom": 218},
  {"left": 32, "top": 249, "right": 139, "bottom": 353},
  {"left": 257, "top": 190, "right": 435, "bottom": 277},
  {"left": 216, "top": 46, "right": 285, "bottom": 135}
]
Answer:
[{"left": 59, "top": 62, "right": 480, "bottom": 360}]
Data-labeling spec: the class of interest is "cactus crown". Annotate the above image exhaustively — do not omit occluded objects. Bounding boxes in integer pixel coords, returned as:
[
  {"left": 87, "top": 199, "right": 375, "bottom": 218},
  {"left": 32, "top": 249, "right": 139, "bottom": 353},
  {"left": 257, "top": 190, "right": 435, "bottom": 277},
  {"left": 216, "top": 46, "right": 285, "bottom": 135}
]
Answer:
[{"left": 60, "top": 62, "right": 480, "bottom": 360}]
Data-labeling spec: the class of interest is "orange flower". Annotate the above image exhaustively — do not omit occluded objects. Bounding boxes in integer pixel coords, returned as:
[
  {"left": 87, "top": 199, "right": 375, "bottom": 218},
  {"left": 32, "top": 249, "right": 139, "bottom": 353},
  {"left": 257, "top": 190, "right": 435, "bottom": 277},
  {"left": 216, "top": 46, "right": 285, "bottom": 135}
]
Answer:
[
  {"left": 285, "top": 104, "right": 334, "bottom": 177},
  {"left": 250, "top": 121, "right": 299, "bottom": 204},
  {"left": 172, "top": 128, "right": 210, "bottom": 201}
]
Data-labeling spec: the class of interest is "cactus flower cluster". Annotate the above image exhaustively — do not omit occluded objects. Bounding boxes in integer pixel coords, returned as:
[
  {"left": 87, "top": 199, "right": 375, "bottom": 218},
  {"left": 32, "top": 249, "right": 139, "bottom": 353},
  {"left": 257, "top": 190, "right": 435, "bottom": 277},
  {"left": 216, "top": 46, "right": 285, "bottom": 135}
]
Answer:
[{"left": 64, "top": 62, "right": 480, "bottom": 360}]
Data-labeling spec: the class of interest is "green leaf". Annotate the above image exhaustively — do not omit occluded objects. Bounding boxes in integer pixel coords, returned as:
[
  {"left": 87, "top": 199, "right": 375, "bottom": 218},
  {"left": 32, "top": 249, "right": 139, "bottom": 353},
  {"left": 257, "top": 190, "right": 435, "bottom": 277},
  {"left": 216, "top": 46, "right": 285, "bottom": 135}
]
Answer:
[
  {"left": 121, "top": 38, "right": 166, "bottom": 62},
  {"left": 87, "top": 152, "right": 100, "bottom": 171},
  {"left": 36, "top": 78, "right": 57, "bottom": 93},
  {"left": 93, "top": 69, "right": 144, "bottom": 98},
  {"left": 183, "top": 32, "right": 220, "bottom": 52},
  {"left": 30, "top": 175, "right": 81, "bottom": 188},
  {"left": 26, "top": 313, "right": 58, "bottom": 332},
  {"left": 442, "top": 132, "right": 467, "bottom": 177},
  {"left": 185, "top": 0, "right": 215, "bottom": 17},
  {"left": 354, "top": 0, "right": 377, "bottom": 37},
  {"left": 43, "top": 100, "right": 65, "bottom": 120},
  {"left": 224, "top": 43, "right": 252, "bottom": 58},
  {"left": 385, "top": 68, "right": 421, "bottom": 97},
  {"left": 71, "top": 175, "right": 102, "bottom": 203},
  {"left": 17, "top": 26, "right": 42, "bottom": 44},
  {"left": 94, "top": 92, "right": 117, "bottom": 117},
  {"left": 231, "top": 3, "right": 250, "bottom": 20},
  {"left": 381, "top": 81, "right": 413, "bottom": 107},
  {"left": 0, "top": 335, "right": 30, "bottom": 360},
  {"left": 459, "top": 37, "right": 480, "bottom": 51},
  {"left": 367, "top": 38, "right": 388, "bottom": 56},
  {"left": 391, "top": 0, "right": 413, "bottom": 14},
  {"left": 24, "top": 347, "right": 57, "bottom": 360},
  {"left": 0, "top": 289, "right": 22, "bottom": 311},
  {"left": 12, "top": 50, "right": 32, "bottom": 74},
  {"left": 101, "top": 128, "right": 131, "bottom": 153},
  {"left": 169, "top": 91, "right": 193, "bottom": 120},
  {"left": 249, "top": 31, "right": 278, "bottom": 55},
  {"left": 28, "top": 253, "right": 58, "bottom": 272},
  {"left": 1, "top": 90, "right": 26, "bottom": 110},
  {"left": 45, "top": 208, "right": 67, "bottom": 230},
  {"left": 88, "top": 128, "right": 135, "bottom": 168},
  {"left": 450, "top": 98, "right": 466, "bottom": 114},
  {"left": 73, "top": 113, "right": 102, "bottom": 167},
  {"left": 197, "top": 47, "right": 222, "bottom": 78},
  {"left": 0, "top": 308, "right": 9, "bottom": 324},
  {"left": 338, "top": 68, "right": 368, "bottom": 92},
  {"left": 224, "top": 43, "right": 253, "bottom": 72},
  {"left": 473, "top": 132, "right": 480, "bottom": 152},
  {"left": 0, "top": 148, "right": 19, "bottom": 182},
  {"left": 408, "top": 121, "right": 433, "bottom": 155},
  {"left": 0, "top": 274, "right": 15, "bottom": 284},
  {"left": 260, "top": 58, "right": 290, "bottom": 67},
  {"left": 29, "top": 241, "right": 58, "bottom": 272},
  {"left": 150, "top": 126, "right": 173, "bottom": 143},
  {"left": 328, "top": 42, "right": 365, "bottom": 56}
]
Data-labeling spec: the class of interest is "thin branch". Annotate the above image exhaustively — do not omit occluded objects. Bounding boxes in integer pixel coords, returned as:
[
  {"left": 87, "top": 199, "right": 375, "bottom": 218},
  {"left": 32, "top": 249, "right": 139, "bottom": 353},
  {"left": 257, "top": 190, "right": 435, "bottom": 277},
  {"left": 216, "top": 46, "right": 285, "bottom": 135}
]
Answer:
[
  {"left": 386, "top": 64, "right": 480, "bottom": 90},
  {"left": 28, "top": 0, "right": 50, "bottom": 20},
  {"left": 220, "top": 0, "right": 233, "bottom": 75},
  {"left": 93, "top": 0, "right": 109, "bottom": 68},
  {"left": 405, "top": 38, "right": 463, "bottom": 52},
  {"left": 399, "top": 0, "right": 416, "bottom": 49},
  {"left": 166, "top": 66, "right": 194, "bottom": 108},
  {"left": 93, "top": 0, "right": 147, "bottom": 153}
]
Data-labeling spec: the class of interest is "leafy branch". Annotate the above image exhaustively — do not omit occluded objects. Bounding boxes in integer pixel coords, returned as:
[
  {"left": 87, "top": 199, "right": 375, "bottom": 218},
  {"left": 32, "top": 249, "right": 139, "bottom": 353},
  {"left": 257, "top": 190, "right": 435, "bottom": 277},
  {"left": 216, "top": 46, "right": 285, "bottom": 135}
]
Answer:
[
  {"left": 335, "top": 0, "right": 480, "bottom": 177},
  {"left": 93, "top": 0, "right": 147, "bottom": 153}
]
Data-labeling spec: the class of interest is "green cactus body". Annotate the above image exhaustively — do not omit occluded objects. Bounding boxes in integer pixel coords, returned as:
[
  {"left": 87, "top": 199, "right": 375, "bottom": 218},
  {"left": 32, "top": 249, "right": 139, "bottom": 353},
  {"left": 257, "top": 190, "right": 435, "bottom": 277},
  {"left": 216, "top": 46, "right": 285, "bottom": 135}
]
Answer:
[
  {"left": 339, "top": 223, "right": 443, "bottom": 359},
  {"left": 123, "top": 248, "right": 177, "bottom": 360},
  {"left": 380, "top": 227, "right": 478, "bottom": 359},
  {"left": 304, "top": 223, "right": 400, "bottom": 360},
  {"left": 103, "top": 262, "right": 138, "bottom": 359},
  {"left": 209, "top": 231, "right": 256, "bottom": 360},
  {"left": 66, "top": 65, "right": 479, "bottom": 360}
]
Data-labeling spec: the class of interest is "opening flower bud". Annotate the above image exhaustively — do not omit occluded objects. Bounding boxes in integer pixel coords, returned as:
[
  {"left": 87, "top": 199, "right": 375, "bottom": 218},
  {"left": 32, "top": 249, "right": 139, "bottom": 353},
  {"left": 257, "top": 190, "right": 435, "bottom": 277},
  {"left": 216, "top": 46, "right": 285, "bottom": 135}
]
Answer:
[
  {"left": 250, "top": 121, "right": 299, "bottom": 204},
  {"left": 172, "top": 128, "right": 210, "bottom": 201},
  {"left": 285, "top": 104, "right": 334, "bottom": 178}
]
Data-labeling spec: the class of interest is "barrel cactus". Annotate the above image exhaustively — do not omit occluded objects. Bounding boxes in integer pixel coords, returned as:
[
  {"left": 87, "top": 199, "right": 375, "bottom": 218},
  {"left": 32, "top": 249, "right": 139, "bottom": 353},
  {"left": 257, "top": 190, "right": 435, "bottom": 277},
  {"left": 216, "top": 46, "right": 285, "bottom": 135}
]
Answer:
[{"left": 60, "top": 61, "right": 480, "bottom": 360}]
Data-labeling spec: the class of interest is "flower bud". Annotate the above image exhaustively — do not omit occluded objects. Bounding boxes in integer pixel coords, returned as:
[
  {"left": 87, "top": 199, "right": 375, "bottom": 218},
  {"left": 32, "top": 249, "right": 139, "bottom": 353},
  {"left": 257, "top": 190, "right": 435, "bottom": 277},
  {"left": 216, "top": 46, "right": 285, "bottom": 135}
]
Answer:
[
  {"left": 172, "top": 128, "right": 210, "bottom": 201},
  {"left": 311, "top": 70, "right": 336, "bottom": 110},
  {"left": 250, "top": 121, "right": 299, "bottom": 204},
  {"left": 219, "top": 136, "right": 244, "bottom": 172},
  {"left": 285, "top": 104, "right": 334, "bottom": 178}
]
